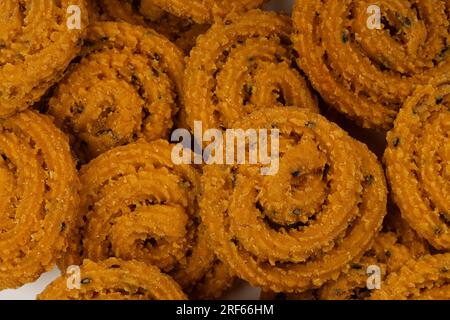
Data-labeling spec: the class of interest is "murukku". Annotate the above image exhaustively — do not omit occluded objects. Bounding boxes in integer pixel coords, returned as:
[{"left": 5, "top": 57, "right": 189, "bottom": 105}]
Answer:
[
  {"left": 39, "top": 258, "right": 187, "bottom": 300},
  {"left": 46, "top": 22, "right": 184, "bottom": 164},
  {"left": 293, "top": 0, "right": 450, "bottom": 129},
  {"left": 94, "top": 0, "right": 209, "bottom": 54},
  {"left": 62, "top": 140, "right": 233, "bottom": 298},
  {"left": 200, "top": 108, "right": 387, "bottom": 293},
  {"left": 0, "top": 111, "right": 79, "bottom": 290},
  {"left": 182, "top": 10, "right": 319, "bottom": 133},
  {"left": 0, "top": 0, "right": 87, "bottom": 118},
  {"left": 148, "top": 0, "right": 267, "bottom": 24},
  {"left": 371, "top": 254, "right": 450, "bottom": 300},
  {"left": 319, "top": 209, "right": 428, "bottom": 300},
  {"left": 384, "top": 85, "right": 450, "bottom": 250}
]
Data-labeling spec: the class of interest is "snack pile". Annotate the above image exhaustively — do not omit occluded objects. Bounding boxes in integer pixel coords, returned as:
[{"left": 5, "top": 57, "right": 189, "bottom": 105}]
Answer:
[{"left": 0, "top": 0, "right": 449, "bottom": 300}]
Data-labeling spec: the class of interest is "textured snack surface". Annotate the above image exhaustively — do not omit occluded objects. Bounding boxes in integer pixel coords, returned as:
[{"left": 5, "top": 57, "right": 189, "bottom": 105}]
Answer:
[
  {"left": 0, "top": 111, "right": 80, "bottom": 290},
  {"left": 0, "top": 0, "right": 87, "bottom": 118},
  {"left": 39, "top": 258, "right": 187, "bottom": 300},
  {"left": 47, "top": 22, "right": 184, "bottom": 164},
  {"left": 292, "top": 0, "right": 450, "bottom": 129},
  {"left": 62, "top": 140, "right": 233, "bottom": 298},
  {"left": 200, "top": 108, "right": 387, "bottom": 293},
  {"left": 182, "top": 10, "right": 318, "bottom": 132},
  {"left": 384, "top": 85, "right": 450, "bottom": 249}
]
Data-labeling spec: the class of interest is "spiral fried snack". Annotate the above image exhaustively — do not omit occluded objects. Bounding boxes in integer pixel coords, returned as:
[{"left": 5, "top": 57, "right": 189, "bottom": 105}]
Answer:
[
  {"left": 319, "top": 211, "right": 428, "bottom": 300},
  {"left": 0, "top": 0, "right": 87, "bottom": 118},
  {"left": 200, "top": 108, "right": 387, "bottom": 293},
  {"left": 62, "top": 140, "right": 233, "bottom": 298},
  {"left": 384, "top": 85, "right": 450, "bottom": 250},
  {"left": 149, "top": 0, "right": 266, "bottom": 24},
  {"left": 371, "top": 254, "right": 450, "bottom": 300},
  {"left": 95, "top": 0, "right": 209, "bottom": 54},
  {"left": 0, "top": 111, "right": 79, "bottom": 290},
  {"left": 39, "top": 258, "right": 187, "bottom": 300},
  {"left": 293, "top": 0, "right": 450, "bottom": 129},
  {"left": 47, "top": 22, "right": 184, "bottom": 163},
  {"left": 182, "top": 10, "right": 319, "bottom": 132}
]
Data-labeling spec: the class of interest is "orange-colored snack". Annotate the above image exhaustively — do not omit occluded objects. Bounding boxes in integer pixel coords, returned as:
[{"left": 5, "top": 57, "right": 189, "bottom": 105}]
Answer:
[
  {"left": 319, "top": 211, "right": 428, "bottom": 300},
  {"left": 39, "top": 258, "right": 187, "bottom": 300},
  {"left": 46, "top": 22, "right": 184, "bottom": 164},
  {"left": 94, "top": 0, "right": 209, "bottom": 54},
  {"left": 371, "top": 254, "right": 450, "bottom": 300},
  {"left": 384, "top": 85, "right": 450, "bottom": 250},
  {"left": 0, "top": 0, "right": 87, "bottom": 118},
  {"left": 61, "top": 140, "right": 233, "bottom": 299},
  {"left": 200, "top": 108, "right": 387, "bottom": 293},
  {"left": 149, "top": 0, "right": 266, "bottom": 24},
  {"left": 0, "top": 111, "right": 80, "bottom": 290},
  {"left": 182, "top": 10, "right": 318, "bottom": 133},
  {"left": 292, "top": 0, "right": 450, "bottom": 129}
]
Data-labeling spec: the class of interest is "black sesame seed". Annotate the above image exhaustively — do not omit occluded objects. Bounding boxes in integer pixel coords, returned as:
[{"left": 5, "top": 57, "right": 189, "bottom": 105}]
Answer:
[
  {"left": 291, "top": 171, "right": 301, "bottom": 177},
  {"left": 60, "top": 222, "right": 66, "bottom": 233},
  {"left": 305, "top": 121, "right": 316, "bottom": 128},
  {"left": 292, "top": 208, "right": 302, "bottom": 216},
  {"left": 351, "top": 263, "right": 363, "bottom": 270},
  {"left": 393, "top": 137, "right": 400, "bottom": 147},
  {"left": 403, "top": 17, "right": 412, "bottom": 27},
  {"left": 385, "top": 250, "right": 391, "bottom": 257},
  {"left": 225, "top": 20, "right": 232, "bottom": 25},
  {"left": 110, "top": 264, "right": 121, "bottom": 269},
  {"left": 342, "top": 30, "right": 349, "bottom": 44},
  {"left": 364, "top": 174, "right": 374, "bottom": 185},
  {"left": 436, "top": 96, "right": 444, "bottom": 104},
  {"left": 434, "top": 227, "right": 442, "bottom": 236},
  {"left": 81, "top": 278, "right": 92, "bottom": 285},
  {"left": 100, "top": 36, "right": 109, "bottom": 42}
]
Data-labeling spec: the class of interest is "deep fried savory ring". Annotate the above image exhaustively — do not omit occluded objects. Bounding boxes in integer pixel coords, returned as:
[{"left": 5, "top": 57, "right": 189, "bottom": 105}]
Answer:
[
  {"left": 61, "top": 140, "right": 233, "bottom": 298},
  {"left": 95, "top": 0, "right": 209, "bottom": 54},
  {"left": 292, "top": 0, "right": 450, "bottom": 129},
  {"left": 38, "top": 258, "right": 187, "bottom": 300},
  {"left": 182, "top": 10, "right": 319, "bottom": 132},
  {"left": 384, "top": 85, "right": 450, "bottom": 250},
  {"left": 200, "top": 108, "right": 387, "bottom": 293},
  {"left": 319, "top": 210, "right": 428, "bottom": 300},
  {"left": 370, "top": 254, "right": 450, "bottom": 300},
  {"left": 46, "top": 22, "right": 184, "bottom": 164},
  {"left": 149, "top": 0, "right": 266, "bottom": 24},
  {"left": 0, "top": 111, "right": 79, "bottom": 290},
  {"left": 0, "top": 0, "right": 87, "bottom": 118}
]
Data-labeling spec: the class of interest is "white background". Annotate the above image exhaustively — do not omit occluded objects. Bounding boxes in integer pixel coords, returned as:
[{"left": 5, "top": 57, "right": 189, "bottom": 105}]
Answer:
[{"left": 0, "top": 0, "right": 294, "bottom": 300}]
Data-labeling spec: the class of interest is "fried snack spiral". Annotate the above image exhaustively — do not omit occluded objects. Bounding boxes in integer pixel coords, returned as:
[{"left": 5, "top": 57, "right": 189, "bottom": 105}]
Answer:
[
  {"left": 62, "top": 140, "right": 233, "bottom": 298},
  {"left": 0, "top": 111, "right": 79, "bottom": 290},
  {"left": 370, "top": 254, "right": 450, "bottom": 300},
  {"left": 47, "top": 22, "right": 184, "bottom": 163},
  {"left": 0, "top": 0, "right": 87, "bottom": 118},
  {"left": 182, "top": 10, "right": 319, "bottom": 132},
  {"left": 293, "top": 0, "right": 450, "bottom": 129},
  {"left": 95, "top": 0, "right": 209, "bottom": 54},
  {"left": 200, "top": 108, "right": 387, "bottom": 293},
  {"left": 384, "top": 85, "right": 450, "bottom": 250},
  {"left": 149, "top": 0, "right": 266, "bottom": 24},
  {"left": 39, "top": 258, "right": 187, "bottom": 300},
  {"left": 319, "top": 211, "right": 428, "bottom": 300}
]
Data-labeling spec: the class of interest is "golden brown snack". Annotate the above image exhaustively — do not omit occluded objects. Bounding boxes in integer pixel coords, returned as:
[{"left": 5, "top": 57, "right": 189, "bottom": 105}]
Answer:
[
  {"left": 149, "top": 0, "right": 266, "bottom": 24},
  {"left": 47, "top": 22, "right": 184, "bottom": 164},
  {"left": 182, "top": 10, "right": 319, "bottom": 133},
  {"left": 39, "top": 258, "right": 187, "bottom": 300},
  {"left": 292, "top": 0, "right": 450, "bottom": 129},
  {"left": 384, "top": 85, "right": 450, "bottom": 250},
  {"left": 95, "top": 0, "right": 209, "bottom": 54},
  {"left": 0, "top": 0, "right": 87, "bottom": 118},
  {"left": 371, "top": 254, "right": 450, "bottom": 300},
  {"left": 200, "top": 108, "right": 387, "bottom": 293},
  {"left": 0, "top": 111, "right": 79, "bottom": 290},
  {"left": 61, "top": 140, "right": 233, "bottom": 298},
  {"left": 319, "top": 211, "right": 428, "bottom": 300}
]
